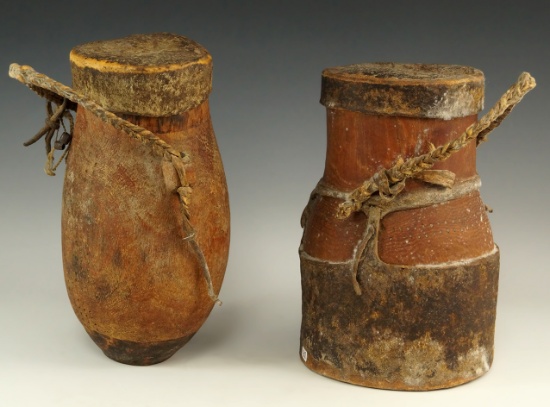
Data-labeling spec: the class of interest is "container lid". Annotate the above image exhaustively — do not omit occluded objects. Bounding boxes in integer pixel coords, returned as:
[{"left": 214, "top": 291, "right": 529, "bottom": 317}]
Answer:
[
  {"left": 321, "top": 62, "right": 484, "bottom": 119},
  {"left": 70, "top": 33, "right": 212, "bottom": 116}
]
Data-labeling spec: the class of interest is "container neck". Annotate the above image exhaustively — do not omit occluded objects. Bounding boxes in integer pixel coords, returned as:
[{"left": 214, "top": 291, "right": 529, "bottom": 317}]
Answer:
[
  {"left": 119, "top": 100, "right": 211, "bottom": 135},
  {"left": 322, "top": 108, "right": 478, "bottom": 192}
]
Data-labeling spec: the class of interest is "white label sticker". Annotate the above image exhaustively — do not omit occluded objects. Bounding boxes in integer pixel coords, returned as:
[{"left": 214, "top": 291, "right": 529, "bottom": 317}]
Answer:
[{"left": 301, "top": 346, "right": 308, "bottom": 362}]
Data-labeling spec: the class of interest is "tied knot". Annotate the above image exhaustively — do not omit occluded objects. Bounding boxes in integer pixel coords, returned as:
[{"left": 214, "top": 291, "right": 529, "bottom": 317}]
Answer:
[
  {"left": 23, "top": 99, "right": 74, "bottom": 176},
  {"left": 45, "top": 116, "right": 61, "bottom": 130},
  {"left": 372, "top": 171, "right": 406, "bottom": 202}
]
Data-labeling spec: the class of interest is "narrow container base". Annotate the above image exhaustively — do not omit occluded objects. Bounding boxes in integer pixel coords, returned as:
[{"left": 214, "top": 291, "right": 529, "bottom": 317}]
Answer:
[{"left": 87, "top": 331, "right": 195, "bottom": 365}]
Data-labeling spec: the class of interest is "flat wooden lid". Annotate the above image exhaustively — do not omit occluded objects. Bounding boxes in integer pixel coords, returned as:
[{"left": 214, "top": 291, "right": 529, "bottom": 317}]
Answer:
[
  {"left": 321, "top": 63, "right": 484, "bottom": 119},
  {"left": 70, "top": 33, "right": 212, "bottom": 116}
]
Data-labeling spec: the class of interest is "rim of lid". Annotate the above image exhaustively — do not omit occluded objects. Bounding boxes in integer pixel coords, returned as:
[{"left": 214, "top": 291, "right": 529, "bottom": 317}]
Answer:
[{"left": 70, "top": 33, "right": 211, "bottom": 74}]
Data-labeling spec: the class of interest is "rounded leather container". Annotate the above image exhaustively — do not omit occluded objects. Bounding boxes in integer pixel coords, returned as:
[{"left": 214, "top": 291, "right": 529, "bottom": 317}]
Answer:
[{"left": 62, "top": 33, "right": 230, "bottom": 365}]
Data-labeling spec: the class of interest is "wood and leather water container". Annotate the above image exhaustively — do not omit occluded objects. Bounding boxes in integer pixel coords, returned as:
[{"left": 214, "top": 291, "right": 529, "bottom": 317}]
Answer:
[
  {"left": 62, "top": 33, "right": 230, "bottom": 365},
  {"left": 10, "top": 33, "right": 230, "bottom": 365},
  {"left": 300, "top": 63, "right": 508, "bottom": 390}
]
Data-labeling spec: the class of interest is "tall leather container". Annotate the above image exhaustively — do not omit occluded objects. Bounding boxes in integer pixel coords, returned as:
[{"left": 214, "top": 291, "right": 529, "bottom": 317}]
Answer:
[
  {"left": 300, "top": 63, "right": 499, "bottom": 390},
  {"left": 62, "top": 33, "right": 230, "bottom": 365}
]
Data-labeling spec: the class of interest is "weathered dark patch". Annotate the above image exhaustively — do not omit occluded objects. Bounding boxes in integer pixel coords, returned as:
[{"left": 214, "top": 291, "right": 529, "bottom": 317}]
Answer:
[
  {"left": 94, "top": 279, "right": 115, "bottom": 301},
  {"left": 112, "top": 248, "right": 123, "bottom": 268},
  {"left": 88, "top": 330, "right": 195, "bottom": 366},
  {"left": 300, "top": 249, "right": 499, "bottom": 390},
  {"left": 70, "top": 254, "right": 88, "bottom": 282}
]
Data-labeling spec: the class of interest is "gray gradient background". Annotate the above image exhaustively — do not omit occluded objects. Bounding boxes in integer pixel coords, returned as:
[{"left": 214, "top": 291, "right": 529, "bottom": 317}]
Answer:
[{"left": 1, "top": 1, "right": 548, "bottom": 405}]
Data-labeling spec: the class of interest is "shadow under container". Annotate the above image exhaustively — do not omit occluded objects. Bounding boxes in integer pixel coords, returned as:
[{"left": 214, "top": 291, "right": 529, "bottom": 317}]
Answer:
[
  {"left": 300, "top": 63, "right": 499, "bottom": 390},
  {"left": 63, "top": 33, "right": 230, "bottom": 365}
]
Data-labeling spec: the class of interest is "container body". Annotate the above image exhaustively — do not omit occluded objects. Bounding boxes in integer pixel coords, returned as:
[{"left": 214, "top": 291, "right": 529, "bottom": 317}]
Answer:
[
  {"left": 61, "top": 33, "right": 229, "bottom": 365},
  {"left": 299, "top": 63, "right": 499, "bottom": 390},
  {"left": 62, "top": 102, "right": 229, "bottom": 365}
]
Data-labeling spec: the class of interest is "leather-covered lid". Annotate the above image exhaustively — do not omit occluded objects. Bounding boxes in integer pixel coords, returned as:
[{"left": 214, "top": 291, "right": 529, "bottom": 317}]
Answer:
[
  {"left": 321, "top": 62, "right": 484, "bottom": 119},
  {"left": 70, "top": 33, "right": 212, "bottom": 116}
]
